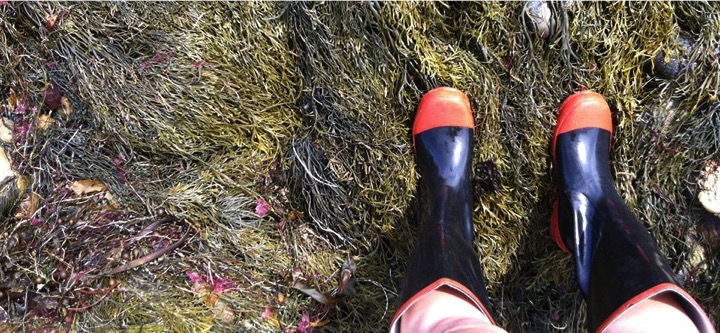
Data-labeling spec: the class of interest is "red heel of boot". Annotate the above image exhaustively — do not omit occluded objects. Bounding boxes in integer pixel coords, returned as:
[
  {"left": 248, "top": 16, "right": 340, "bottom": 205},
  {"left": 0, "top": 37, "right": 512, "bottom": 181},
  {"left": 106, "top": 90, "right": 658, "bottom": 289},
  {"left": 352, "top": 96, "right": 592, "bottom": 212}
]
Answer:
[{"left": 550, "top": 201, "right": 570, "bottom": 253}]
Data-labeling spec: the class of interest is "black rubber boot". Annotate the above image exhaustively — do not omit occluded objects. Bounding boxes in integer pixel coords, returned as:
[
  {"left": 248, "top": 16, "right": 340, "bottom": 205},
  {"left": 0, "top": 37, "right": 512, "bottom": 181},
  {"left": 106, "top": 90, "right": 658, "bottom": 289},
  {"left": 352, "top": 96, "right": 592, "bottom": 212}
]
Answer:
[
  {"left": 551, "top": 91, "right": 715, "bottom": 332},
  {"left": 389, "top": 87, "right": 495, "bottom": 332}
]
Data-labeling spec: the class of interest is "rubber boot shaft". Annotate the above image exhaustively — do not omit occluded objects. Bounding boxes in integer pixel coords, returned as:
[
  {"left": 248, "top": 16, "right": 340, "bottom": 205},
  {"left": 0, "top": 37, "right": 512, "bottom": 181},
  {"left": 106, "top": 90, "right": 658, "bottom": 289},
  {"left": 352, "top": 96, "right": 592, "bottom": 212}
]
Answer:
[
  {"left": 555, "top": 126, "right": 715, "bottom": 332},
  {"left": 397, "top": 126, "right": 493, "bottom": 317}
]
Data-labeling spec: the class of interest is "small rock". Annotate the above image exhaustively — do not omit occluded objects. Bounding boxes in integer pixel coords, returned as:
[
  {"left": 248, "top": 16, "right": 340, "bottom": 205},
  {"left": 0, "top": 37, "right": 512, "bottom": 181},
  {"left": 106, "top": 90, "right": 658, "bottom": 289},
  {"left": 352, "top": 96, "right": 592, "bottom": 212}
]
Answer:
[
  {"left": 698, "top": 160, "right": 720, "bottom": 214},
  {"left": 524, "top": 1, "right": 554, "bottom": 39},
  {"left": 648, "top": 31, "right": 696, "bottom": 79}
]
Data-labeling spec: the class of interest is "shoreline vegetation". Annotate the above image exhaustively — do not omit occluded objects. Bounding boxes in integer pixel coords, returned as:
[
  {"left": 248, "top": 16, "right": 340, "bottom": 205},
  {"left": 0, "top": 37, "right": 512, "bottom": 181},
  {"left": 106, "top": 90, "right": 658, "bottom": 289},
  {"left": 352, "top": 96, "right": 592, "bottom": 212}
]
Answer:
[{"left": 0, "top": 2, "right": 718, "bottom": 332}]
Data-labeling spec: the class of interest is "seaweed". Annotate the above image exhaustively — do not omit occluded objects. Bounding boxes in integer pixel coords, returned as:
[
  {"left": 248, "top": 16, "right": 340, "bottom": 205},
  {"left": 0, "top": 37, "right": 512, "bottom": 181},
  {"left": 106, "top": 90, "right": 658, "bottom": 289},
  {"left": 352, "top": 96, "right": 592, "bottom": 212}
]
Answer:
[{"left": 0, "top": 1, "right": 718, "bottom": 332}]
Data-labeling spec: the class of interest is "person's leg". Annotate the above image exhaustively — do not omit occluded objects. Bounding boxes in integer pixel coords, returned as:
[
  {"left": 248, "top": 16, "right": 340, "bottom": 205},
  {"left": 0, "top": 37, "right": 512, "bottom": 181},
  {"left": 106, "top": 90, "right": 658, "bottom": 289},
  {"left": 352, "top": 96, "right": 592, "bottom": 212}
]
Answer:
[
  {"left": 550, "top": 91, "right": 715, "bottom": 333},
  {"left": 605, "top": 293, "right": 698, "bottom": 333},
  {"left": 400, "top": 287, "right": 507, "bottom": 333},
  {"left": 389, "top": 87, "right": 504, "bottom": 333}
]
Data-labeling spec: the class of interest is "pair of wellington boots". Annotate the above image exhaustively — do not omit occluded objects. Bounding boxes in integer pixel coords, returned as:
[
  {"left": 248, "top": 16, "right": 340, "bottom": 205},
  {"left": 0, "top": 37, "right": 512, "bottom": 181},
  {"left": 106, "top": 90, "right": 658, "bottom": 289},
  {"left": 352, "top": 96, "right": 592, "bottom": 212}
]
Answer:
[{"left": 389, "top": 88, "right": 715, "bottom": 332}]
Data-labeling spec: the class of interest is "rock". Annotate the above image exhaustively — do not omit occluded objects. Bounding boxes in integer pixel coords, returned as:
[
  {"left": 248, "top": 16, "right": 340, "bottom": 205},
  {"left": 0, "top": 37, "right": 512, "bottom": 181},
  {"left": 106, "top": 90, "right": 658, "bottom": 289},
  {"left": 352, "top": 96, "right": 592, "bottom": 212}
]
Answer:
[
  {"left": 648, "top": 31, "right": 696, "bottom": 79},
  {"left": 698, "top": 160, "right": 720, "bottom": 214},
  {"left": 524, "top": 1, "right": 554, "bottom": 39}
]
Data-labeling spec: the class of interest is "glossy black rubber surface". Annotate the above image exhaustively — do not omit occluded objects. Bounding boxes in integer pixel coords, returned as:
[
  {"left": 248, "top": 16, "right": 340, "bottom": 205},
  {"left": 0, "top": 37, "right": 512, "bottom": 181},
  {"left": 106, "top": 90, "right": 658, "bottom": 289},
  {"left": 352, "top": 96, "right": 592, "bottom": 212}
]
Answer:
[
  {"left": 398, "top": 126, "right": 493, "bottom": 316},
  {"left": 555, "top": 128, "right": 681, "bottom": 332}
]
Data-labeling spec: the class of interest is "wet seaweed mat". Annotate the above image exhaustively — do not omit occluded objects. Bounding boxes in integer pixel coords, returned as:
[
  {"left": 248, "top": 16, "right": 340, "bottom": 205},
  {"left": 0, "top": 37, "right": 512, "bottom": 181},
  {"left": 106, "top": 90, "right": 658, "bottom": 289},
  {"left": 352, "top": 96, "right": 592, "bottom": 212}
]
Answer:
[{"left": 0, "top": 1, "right": 719, "bottom": 332}]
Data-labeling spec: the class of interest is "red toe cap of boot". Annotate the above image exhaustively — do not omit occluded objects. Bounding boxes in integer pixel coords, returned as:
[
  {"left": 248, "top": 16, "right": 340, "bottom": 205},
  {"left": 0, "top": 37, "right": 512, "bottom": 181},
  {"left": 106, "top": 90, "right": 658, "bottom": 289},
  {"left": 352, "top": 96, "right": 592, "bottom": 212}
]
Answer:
[
  {"left": 414, "top": 87, "right": 475, "bottom": 137},
  {"left": 552, "top": 90, "right": 612, "bottom": 158}
]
